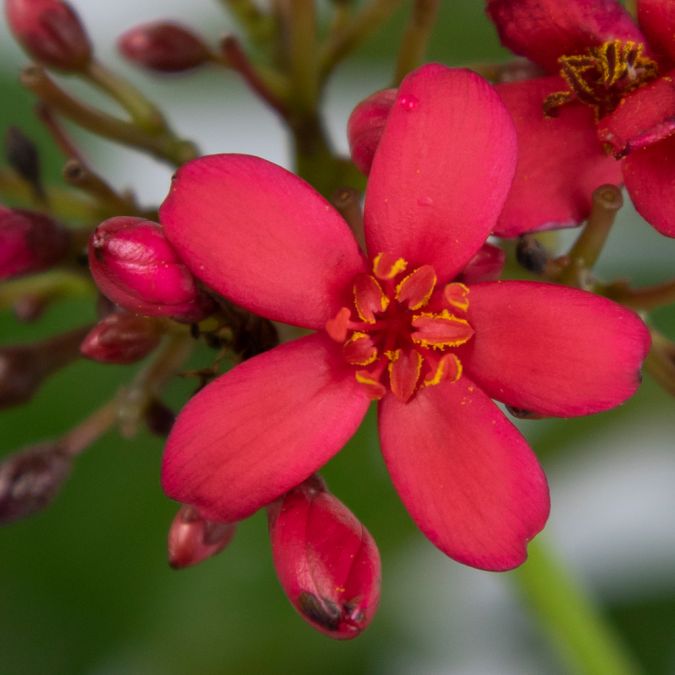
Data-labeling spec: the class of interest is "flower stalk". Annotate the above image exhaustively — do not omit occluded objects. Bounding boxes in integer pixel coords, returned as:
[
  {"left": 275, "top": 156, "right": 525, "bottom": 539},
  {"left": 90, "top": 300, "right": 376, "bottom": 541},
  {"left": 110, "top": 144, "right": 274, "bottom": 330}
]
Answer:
[{"left": 394, "top": 0, "right": 440, "bottom": 84}]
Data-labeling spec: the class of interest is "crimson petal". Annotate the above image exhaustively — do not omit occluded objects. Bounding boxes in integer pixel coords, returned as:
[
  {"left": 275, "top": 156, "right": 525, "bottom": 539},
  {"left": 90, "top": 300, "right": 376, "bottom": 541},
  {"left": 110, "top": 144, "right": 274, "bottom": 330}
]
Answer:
[
  {"left": 460, "top": 281, "right": 650, "bottom": 416},
  {"left": 495, "top": 77, "right": 622, "bottom": 236},
  {"left": 379, "top": 378, "right": 549, "bottom": 571},
  {"left": 364, "top": 64, "right": 516, "bottom": 281},
  {"left": 162, "top": 334, "right": 370, "bottom": 522},
  {"left": 160, "top": 154, "right": 365, "bottom": 329}
]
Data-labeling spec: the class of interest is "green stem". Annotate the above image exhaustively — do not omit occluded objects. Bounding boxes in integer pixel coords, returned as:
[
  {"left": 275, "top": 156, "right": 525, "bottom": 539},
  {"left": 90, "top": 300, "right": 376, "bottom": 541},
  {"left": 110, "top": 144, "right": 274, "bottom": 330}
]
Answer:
[
  {"left": 21, "top": 66, "right": 198, "bottom": 167},
  {"left": 320, "top": 0, "right": 404, "bottom": 78},
  {"left": 603, "top": 278, "right": 675, "bottom": 312},
  {"left": 0, "top": 270, "right": 94, "bottom": 312},
  {"left": 220, "top": 0, "right": 275, "bottom": 51},
  {"left": 559, "top": 185, "right": 623, "bottom": 287},
  {"left": 514, "top": 539, "right": 642, "bottom": 675},
  {"left": 643, "top": 330, "right": 675, "bottom": 397},
  {"left": 82, "top": 60, "right": 166, "bottom": 132},
  {"left": 394, "top": 0, "right": 440, "bottom": 85}
]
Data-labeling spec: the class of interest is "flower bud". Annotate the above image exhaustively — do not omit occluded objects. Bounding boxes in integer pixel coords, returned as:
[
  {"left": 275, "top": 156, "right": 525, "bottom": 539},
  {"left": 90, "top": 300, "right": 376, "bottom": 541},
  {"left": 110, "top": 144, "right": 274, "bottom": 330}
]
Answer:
[
  {"left": 168, "top": 504, "right": 236, "bottom": 569},
  {"left": 0, "top": 326, "right": 88, "bottom": 410},
  {"left": 118, "top": 22, "right": 211, "bottom": 73},
  {"left": 5, "top": 126, "right": 44, "bottom": 199},
  {"left": 5, "top": 0, "right": 92, "bottom": 71},
  {"left": 0, "top": 207, "right": 69, "bottom": 281},
  {"left": 347, "top": 88, "right": 396, "bottom": 175},
  {"left": 88, "top": 217, "right": 213, "bottom": 322},
  {"left": 80, "top": 312, "right": 160, "bottom": 364},
  {"left": 458, "top": 243, "right": 506, "bottom": 284},
  {"left": 0, "top": 442, "right": 72, "bottom": 524},
  {"left": 268, "top": 476, "right": 381, "bottom": 639}
]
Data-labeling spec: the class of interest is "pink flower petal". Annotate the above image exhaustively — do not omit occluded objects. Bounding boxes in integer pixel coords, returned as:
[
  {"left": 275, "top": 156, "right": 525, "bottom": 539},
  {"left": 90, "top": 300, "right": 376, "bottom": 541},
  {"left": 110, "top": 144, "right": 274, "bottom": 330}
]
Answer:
[
  {"left": 487, "top": 0, "right": 647, "bottom": 73},
  {"left": 379, "top": 378, "right": 549, "bottom": 571},
  {"left": 363, "top": 64, "right": 517, "bottom": 280},
  {"left": 623, "top": 134, "right": 675, "bottom": 237},
  {"left": 161, "top": 333, "right": 371, "bottom": 522},
  {"left": 638, "top": 0, "right": 675, "bottom": 65},
  {"left": 495, "top": 77, "right": 623, "bottom": 236},
  {"left": 460, "top": 281, "right": 650, "bottom": 416},
  {"left": 597, "top": 71, "right": 675, "bottom": 157},
  {"left": 160, "top": 154, "right": 366, "bottom": 329}
]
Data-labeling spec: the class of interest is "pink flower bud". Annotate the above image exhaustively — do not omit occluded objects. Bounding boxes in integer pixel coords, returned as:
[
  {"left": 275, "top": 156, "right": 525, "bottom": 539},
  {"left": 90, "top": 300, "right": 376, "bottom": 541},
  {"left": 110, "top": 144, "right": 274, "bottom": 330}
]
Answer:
[
  {"left": 5, "top": 0, "right": 92, "bottom": 71},
  {"left": 118, "top": 22, "right": 211, "bottom": 73},
  {"left": 80, "top": 312, "right": 161, "bottom": 364},
  {"left": 88, "top": 216, "right": 213, "bottom": 322},
  {"left": 0, "top": 442, "right": 72, "bottom": 524},
  {"left": 168, "top": 504, "right": 236, "bottom": 569},
  {"left": 347, "top": 88, "right": 396, "bottom": 175},
  {"left": 458, "top": 242, "right": 506, "bottom": 284},
  {"left": 0, "top": 206, "right": 69, "bottom": 281},
  {"left": 268, "top": 476, "right": 381, "bottom": 639}
]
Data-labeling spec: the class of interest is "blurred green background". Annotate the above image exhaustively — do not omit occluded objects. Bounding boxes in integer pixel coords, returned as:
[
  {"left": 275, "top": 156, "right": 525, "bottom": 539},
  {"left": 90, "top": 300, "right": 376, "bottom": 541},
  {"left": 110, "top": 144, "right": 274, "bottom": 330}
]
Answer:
[{"left": 2, "top": 2, "right": 675, "bottom": 674}]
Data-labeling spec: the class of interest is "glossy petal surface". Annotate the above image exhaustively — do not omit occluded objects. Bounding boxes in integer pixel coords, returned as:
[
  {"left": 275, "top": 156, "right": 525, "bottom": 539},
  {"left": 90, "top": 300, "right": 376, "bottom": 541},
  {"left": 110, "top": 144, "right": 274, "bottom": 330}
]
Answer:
[
  {"left": 162, "top": 334, "right": 371, "bottom": 522},
  {"left": 364, "top": 64, "right": 516, "bottom": 280},
  {"left": 487, "top": 0, "right": 647, "bottom": 73},
  {"left": 160, "top": 154, "right": 366, "bottom": 329},
  {"left": 460, "top": 281, "right": 650, "bottom": 416},
  {"left": 623, "top": 134, "right": 675, "bottom": 237},
  {"left": 495, "top": 77, "right": 622, "bottom": 236},
  {"left": 379, "top": 378, "right": 549, "bottom": 571}
]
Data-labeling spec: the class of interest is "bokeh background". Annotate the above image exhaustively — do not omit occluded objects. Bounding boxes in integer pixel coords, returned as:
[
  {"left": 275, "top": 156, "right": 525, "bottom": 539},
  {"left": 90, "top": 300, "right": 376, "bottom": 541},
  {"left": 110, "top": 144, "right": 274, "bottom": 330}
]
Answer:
[{"left": 1, "top": 2, "right": 675, "bottom": 673}]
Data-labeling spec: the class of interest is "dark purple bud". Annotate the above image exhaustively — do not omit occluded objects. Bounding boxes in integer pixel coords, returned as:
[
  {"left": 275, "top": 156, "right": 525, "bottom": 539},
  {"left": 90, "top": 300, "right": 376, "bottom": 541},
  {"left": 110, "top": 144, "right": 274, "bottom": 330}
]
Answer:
[
  {"left": 144, "top": 398, "right": 175, "bottom": 437},
  {"left": 5, "top": 0, "right": 92, "bottom": 71},
  {"left": 0, "top": 443, "right": 72, "bottom": 524},
  {"left": 0, "top": 207, "right": 69, "bottom": 281},
  {"left": 268, "top": 476, "right": 381, "bottom": 639},
  {"left": 0, "top": 326, "right": 88, "bottom": 410},
  {"left": 88, "top": 216, "right": 213, "bottom": 322},
  {"left": 516, "top": 235, "right": 550, "bottom": 274},
  {"left": 80, "top": 312, "right": 160, "bottom": 364},
  {"left": 118, "top": 22, "right": 211, "bottom": 73},
  {"left": 5, "top": 126, "right": 44, "bottom": 199},
  {"left": 168, "top": 504, "right": 236, "bottom": 569}
]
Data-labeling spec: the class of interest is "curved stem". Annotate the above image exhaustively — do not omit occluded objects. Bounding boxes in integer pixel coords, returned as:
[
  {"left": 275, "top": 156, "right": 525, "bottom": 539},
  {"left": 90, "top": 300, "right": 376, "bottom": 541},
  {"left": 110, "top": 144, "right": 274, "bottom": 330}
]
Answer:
[
  {"left": 514, "top": 539, "right": 642, "bottom": 675},
  {"left": 0, "top": 270, "right": 94, "bottom": 312},
  {"left": 603, "top": 278, "right": 675, "bottom": 312},
  {"left": 394, "top": 0, "right": 440, "bottom": 85}
]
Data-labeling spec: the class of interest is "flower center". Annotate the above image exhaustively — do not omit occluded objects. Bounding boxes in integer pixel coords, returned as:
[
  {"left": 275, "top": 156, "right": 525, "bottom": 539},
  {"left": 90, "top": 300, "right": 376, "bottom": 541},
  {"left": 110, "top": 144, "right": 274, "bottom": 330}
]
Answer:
[
  {"left": 543, "top": 39, "right": 658, "bottom": 119},
  {"left": 325, "top": 253, "right": 474, "bottom": 402}
]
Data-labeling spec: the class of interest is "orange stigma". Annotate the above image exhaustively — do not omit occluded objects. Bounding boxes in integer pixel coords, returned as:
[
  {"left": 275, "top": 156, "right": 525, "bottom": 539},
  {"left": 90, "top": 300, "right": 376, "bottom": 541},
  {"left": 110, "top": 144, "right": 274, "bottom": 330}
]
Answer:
[
  {"left": 326, "top": 256, "right": 474, "bottom": 402},
  {"left": 544, "top": 40, "right": 658, "bottom": 119}
]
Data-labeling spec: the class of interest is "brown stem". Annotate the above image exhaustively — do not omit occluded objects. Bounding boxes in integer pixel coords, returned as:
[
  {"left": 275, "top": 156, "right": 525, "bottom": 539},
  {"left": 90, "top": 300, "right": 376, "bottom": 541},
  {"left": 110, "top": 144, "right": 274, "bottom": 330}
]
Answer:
[
  {"left": 36, "top": 102, "right": 86, "bottom": 163},
  {"left": 60, "top": 400, "right": 118, "bottom": 457},
  {"left": 603, "top": 278, "right": 675, "bottom": 312},
  {"left": 394, "top": 0, "right": 440, "bottom": 85},
  {"left": 645, "top": 330, "right": 675, "bottom": 398}
]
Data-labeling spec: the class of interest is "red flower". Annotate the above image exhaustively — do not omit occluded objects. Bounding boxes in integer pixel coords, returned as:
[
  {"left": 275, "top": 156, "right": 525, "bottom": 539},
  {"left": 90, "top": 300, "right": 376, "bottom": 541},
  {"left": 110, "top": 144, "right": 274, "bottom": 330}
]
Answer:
[
  {"left": 159, "top": 64, "right": 649, "bottom": 571},
  {"left": 486, "top": 0, "right": 675, "bottom": 237}
]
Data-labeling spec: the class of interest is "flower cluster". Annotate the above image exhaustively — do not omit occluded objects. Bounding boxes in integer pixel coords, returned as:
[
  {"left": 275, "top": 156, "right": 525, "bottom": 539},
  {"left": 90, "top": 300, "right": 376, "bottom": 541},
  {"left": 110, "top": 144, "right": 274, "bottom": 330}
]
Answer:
[{"left": 0, "top": 0, "right": 669, "bottom": 645}]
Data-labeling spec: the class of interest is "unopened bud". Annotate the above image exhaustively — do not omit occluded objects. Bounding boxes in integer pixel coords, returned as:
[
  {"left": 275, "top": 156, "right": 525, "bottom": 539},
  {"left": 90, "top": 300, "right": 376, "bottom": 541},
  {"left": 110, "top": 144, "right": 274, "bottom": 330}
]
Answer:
[
  {"left": 458, "top": 243, "right": 506, "bottom": 284},
  {"left": 145, "top": 398, "right": 175, "bottom": 436},
  {"left": 80, "top": 312, "right": 160, "bottom": 364},
  {"left": 268, "top": 476, "right": 381, "bottom": 639},
  {"left": 5, "top": 0, "right": 92, "bottom": 71},
  {"left": 168, "top": 504, "right": 236, "bottom": 569},
  {"left": 118, "top": 22, "right": 211, "bottom": 73},
  {"left": 88, "top": 217, "right": 213, "bottom": 322},
  {"left": 0, "top": 206, "right": 69, "bottom": 281},
  {"left": 0, "top": 326, "right": 88, "bottom": 409},
  {"left": 0, "top": 442, "right": 72, "bottom": 524},
  {"left": 347, "top": 88, "right": 396, "bottom": 175},
  {"left": 516, "top": 235, "right": 550, "bottom": 274},
  {"left": 5, "top": 126, "right": 44, "bottom": 199}
]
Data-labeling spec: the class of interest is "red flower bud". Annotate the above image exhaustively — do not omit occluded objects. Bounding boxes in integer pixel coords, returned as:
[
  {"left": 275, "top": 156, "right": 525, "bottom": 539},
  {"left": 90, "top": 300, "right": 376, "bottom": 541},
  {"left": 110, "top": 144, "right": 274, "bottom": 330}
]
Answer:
[
  {"left": 80, "top": 312, "right": 161, "bottom": 364},
  {"left": 0, "top": 206, "right": 69, "bottom": 281},
  {"left": 0, "top": 442, "right": 72, "bottom": 524},
  {"left": 458, "top": 242, "right": 506, "bottom": 284},
  {"left": 347, "top": 88, "right": 396, "bottom": 175},
  {"left": 168, "top": 504, "right": 236, "bottom": 569},
  {"left": 118, "top": 22, "right": 211, "bottom": 73},
  {"left": 268, "top": 476, "right": 381, "bottom": 639},
  {"left": 5, "top": 0, "right": 92, "bottom": 71},
  {"left": 88, "top": 217, "right": 213, "bottom": 322}
]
